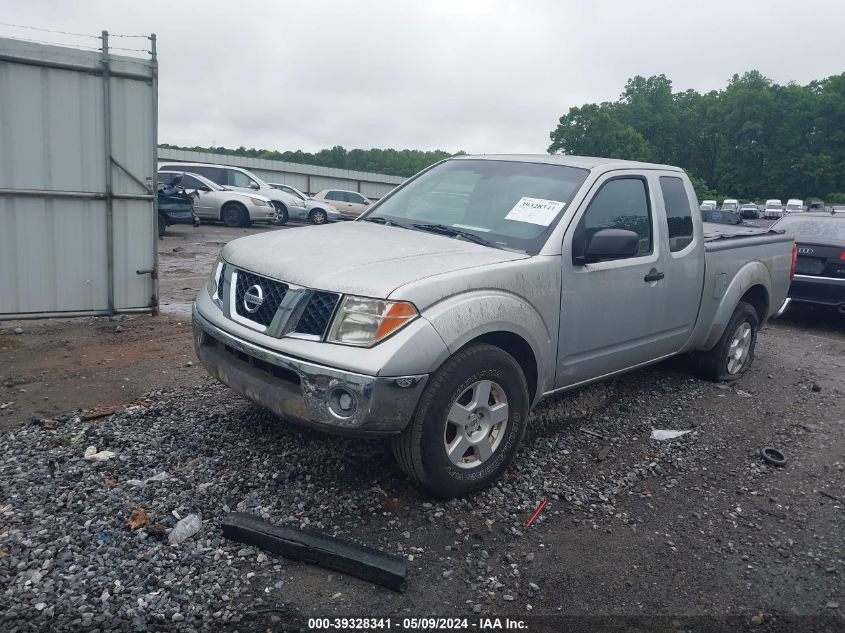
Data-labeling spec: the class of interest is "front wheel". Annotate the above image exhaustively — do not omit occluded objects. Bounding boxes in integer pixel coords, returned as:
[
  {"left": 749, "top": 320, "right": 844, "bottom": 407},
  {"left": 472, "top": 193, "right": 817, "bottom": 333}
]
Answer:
[
  {"left": 309, "top": 208, "right": 327, "bottom": 225},
  {"left": 693, "top": 301, "right": 759, "bottom": 381},
  {"left": 222, "top": 203, "right": 248, "bottom": 227},
  {"left": 392, "top": 344, "right": 529, "bottom": 498},
  {"left": 271, "top": 204, "right": 289, "bottom": 225}
]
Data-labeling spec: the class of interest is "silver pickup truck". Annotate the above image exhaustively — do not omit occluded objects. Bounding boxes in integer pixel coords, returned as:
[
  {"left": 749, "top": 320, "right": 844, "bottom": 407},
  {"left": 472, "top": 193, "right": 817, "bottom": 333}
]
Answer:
[{"left": 192, "top": 155, "right": 795, "bottom": 497}]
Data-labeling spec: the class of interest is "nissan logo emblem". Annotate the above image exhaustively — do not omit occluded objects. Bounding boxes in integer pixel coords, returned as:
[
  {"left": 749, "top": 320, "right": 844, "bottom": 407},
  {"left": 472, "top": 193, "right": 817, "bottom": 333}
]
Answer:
[
  {"left": 797, "top": 247, "right": 814, "bottom": 255},
  {"left": 243, "top": 284, "right": 264, "bottom": 313}
]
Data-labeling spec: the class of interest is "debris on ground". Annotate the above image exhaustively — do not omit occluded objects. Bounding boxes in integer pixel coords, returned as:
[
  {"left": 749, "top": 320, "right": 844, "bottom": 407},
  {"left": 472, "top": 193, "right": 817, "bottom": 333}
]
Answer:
[
  {"left": 596, "top": 446, "right": 611, "bottom": 461},
  {"left": 126, "top": 471, "right": 169, "bottom": 487},
  {"left": 81, "top": 404, "right": 127, "bottom": 420},
  {"left": 221, "top": 512, "right": 408, "bottom": 592},
  {"left": 524, "top": 498, "right": 548, "bottom": 529},
  {"left": 650, "top": 429, "right": 691, "bottom": 441},
  {"left": 83, "top": 445, "right": 117, "bottom": 462},
  {"left": 579, "top": 426, "right": 604, "bottom": 439},
  {"left": 168, "top": 513, "right": 203, "bottom": 545},
  {"left": 126, "top": 508, "right": 151, "bottom": 530},
  {"left": 759, "top": 446, "right": 786, "bottom": 467}
]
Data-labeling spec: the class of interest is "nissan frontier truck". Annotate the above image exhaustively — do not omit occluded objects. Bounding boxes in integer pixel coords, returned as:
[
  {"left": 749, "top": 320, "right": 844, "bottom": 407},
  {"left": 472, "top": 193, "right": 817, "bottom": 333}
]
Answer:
[{"left": 193, "top": 155, "right": 795, "bottom": 497}]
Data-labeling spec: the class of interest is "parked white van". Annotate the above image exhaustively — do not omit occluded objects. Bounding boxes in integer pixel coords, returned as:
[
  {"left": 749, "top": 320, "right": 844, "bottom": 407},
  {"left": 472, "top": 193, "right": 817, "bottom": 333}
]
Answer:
[
  {"left": 764, "top": 199, "right": 784, "bottom": 219},
  {"left": 785, "top": 199, "right": 804, "bottom": 214},
  {"left": 720, "top": 198, "right": 739, "bottom": 212}
]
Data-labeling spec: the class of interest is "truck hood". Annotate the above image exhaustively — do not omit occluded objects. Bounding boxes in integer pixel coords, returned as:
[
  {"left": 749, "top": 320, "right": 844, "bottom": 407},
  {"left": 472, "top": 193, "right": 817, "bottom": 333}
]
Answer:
[{"left": 221, "top": 221, "right": 529, "bottom": 298}]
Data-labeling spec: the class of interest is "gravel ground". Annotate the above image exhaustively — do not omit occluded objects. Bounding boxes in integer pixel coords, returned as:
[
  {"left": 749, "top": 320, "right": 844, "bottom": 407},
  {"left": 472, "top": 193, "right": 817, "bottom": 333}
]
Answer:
[{"left": 1, "top": 312, "right": 844, "bottom": 632}]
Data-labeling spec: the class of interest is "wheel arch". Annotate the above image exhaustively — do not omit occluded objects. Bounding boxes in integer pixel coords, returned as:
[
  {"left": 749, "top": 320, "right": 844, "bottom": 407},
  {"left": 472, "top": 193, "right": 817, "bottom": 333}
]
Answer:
[
  {"left": 700, "top": 261, "right": 772, "bottom": 351},
  {"left": 220, "top": 200, "right": 248, "bottom": 222},
  {"left": 465, "top": 331, "right": 539, "bottom": 405},
  {"left": 422, "top": 290, "right": 552, "bottom": 407}
]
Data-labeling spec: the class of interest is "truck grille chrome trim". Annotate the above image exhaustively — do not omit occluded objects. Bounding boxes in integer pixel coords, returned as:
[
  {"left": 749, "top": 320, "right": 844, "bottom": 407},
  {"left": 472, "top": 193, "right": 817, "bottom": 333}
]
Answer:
[
  {"left": 225, "top": 265, "right": 340, "bottom": 339},
  {"left": 295, "top": 291, "right": 340, "bottom": 337}
]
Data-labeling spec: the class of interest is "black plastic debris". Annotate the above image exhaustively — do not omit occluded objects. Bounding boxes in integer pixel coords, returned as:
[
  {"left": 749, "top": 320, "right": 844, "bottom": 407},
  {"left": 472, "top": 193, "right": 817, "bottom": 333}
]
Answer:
[{"left": 221, "top": 512, "right": 408, "bottom": 592}]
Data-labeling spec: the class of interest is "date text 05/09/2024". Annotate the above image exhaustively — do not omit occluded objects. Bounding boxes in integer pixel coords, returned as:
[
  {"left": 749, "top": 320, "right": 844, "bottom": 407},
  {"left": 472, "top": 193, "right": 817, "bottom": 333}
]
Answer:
[{"left": 307, "top": 617, "right": 529, "bottom": 631}]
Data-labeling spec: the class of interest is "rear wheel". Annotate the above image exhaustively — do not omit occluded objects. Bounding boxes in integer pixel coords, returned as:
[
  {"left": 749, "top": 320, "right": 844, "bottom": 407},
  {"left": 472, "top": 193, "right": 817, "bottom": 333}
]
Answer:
[
  {"left": 693, "top": 301, "right": 759, "bottom": 381},
  {"left": 309, "top": 208, "right": 327, "bottom": 225},
  {"left": 221, "top": 203, "right": 248, "bottom": 227},
  {"left": 392, "top": 344, "right": 529, "bottom": 498}
]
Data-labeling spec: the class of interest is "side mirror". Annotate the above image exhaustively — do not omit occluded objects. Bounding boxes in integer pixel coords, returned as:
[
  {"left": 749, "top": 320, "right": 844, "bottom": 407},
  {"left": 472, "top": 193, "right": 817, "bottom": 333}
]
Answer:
[
  {"left": 249, "top": 182, "right": 260, "bottom": 190},
  {"left": 577, "top": 228, "right": 640, "bottom": 264},
  {"left": 363, "top": 199, "right": 371, "bottom": 206},
  {"left": 199, "top": 185, "right": 211, "bottom": 192}
]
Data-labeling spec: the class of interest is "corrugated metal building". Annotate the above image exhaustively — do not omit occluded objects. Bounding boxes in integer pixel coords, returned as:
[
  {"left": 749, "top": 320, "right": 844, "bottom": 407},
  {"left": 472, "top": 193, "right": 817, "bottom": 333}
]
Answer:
[
  {"left": 0, "top": 35, "right": 159, "bottom": 319},
  {"left": 157, "top": 149, "right": 406, "bottom": 200}
]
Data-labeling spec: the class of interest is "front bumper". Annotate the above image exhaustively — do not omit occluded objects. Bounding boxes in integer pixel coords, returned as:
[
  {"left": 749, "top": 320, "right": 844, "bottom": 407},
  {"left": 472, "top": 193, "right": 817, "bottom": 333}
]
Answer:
[
  {"left": 192, "top": 305, "right": 428, "bottom": 436},
  {"left": 248, "top": 206, "right": 280, "bottom": 222}
]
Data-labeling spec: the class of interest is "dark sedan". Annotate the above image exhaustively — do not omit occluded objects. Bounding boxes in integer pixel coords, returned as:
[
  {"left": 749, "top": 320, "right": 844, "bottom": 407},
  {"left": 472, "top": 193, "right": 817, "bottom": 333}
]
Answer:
[
  {"left": 771, "top": 212, "right": 845, "bottom": 314},
  {"left": 701, "top": 208, "right": 758, "bottom": 227}
]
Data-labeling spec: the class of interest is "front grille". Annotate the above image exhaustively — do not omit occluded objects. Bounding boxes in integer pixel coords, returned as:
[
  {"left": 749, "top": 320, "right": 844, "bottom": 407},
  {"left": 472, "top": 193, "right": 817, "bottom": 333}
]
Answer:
[
  {"left": 295, "top": 292, "right": 340, "bottom": 337},
  {"left": 234, "top": 270, "right": 288, "bottom": 327}
]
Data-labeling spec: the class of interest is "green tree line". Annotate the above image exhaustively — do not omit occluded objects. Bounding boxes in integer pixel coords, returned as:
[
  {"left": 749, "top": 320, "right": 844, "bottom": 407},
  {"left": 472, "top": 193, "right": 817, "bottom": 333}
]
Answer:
[
  {"left": 158, "top": 143, "right": 461, "bottom": 178},
  {"left": 548, "top": 71, "right": 845, "bottom": 202}
]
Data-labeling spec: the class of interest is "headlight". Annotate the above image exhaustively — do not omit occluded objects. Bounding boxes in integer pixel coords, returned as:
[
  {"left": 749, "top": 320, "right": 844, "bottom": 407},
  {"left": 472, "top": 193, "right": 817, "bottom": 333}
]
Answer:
[
  {"left": 249, "top": 197, "right": 269, "bottom": 206},
  {"left": 294, "top": 198, "right": 306, "bottom": 208},
  {"left": 327, "top": 296, "right": 418, "bottom": 347},
  {"left": 206, "top": 256, "right": 224, "bottom": 306}
]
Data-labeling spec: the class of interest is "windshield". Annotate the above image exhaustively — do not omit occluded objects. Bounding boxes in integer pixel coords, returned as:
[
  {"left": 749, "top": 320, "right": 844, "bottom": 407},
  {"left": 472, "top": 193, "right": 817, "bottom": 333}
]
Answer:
[
  {"left": 774, "top": 217, "right": 845, "bottom": 241},
  {"left": 787, "top": 204, "right": 802, "bottom": 210},
  {"left": 365, "top": 159, "right": 589, "bottom": 254},
  {"left": 766, "top": 202, "right": 781, "bottom": 208}
]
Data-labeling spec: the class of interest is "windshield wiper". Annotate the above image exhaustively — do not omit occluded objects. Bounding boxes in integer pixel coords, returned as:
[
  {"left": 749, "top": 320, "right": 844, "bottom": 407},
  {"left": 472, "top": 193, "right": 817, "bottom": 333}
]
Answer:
[
  {"left": 411, "top": 223, "right": 495, "bottom": 248},
  {"left": 362, "top": 216, "right": 407, "bottom": 228}
]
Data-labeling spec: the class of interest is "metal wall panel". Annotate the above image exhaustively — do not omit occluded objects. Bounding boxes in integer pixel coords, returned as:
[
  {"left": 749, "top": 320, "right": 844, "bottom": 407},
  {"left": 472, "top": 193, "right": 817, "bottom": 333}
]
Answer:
[
  {"left": 0, "top": 36, "right": 158, "bottom": 319},
  {"left": 158, "top": 149, "right": 407, "bottom": 198}
]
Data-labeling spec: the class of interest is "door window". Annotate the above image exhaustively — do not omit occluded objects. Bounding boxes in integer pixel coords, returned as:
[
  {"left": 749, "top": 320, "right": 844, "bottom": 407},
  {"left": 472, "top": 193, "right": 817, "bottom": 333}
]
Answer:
[
  {"left": 325, "top": 191, "right": 345, "bottom": 202},
  {"left": 347, "top": 192, "right": 366, "bottom": 204},
  {"left": 226, "top": 169, "right": 258, "bottom": 189},
  {"left": 190, "top": 166, "right": 224, "bottom": 184},
  {"left": 180, "top": 175, "right": 205, "bottom": 190},
  {"left": 659, "top": 176, "right": 694, "bottom": 252},
  {"left": 574, "top": 177, "right": 652, "bottom": 261}
]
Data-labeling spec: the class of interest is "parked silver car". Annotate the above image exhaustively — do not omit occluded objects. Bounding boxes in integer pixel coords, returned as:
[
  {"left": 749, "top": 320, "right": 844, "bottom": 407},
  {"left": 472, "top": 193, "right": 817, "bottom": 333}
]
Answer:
[
  {"left": 193, "top": 154, "right": 794, "bottom": 497},
  {"left": 157, "top": 171, "right": 277, "bottom": 226},
  {"left": 268, "top": 183, "right": 342, "bottom": 224},
  {"left": 158, "top": 162, "right": 306, "bottom": 225}
]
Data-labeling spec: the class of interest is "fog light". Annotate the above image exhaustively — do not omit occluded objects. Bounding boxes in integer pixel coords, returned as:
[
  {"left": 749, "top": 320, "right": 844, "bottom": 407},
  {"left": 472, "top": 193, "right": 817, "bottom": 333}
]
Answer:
[{"left": 328, "top": 387, "right": 357, "bottom": 418}]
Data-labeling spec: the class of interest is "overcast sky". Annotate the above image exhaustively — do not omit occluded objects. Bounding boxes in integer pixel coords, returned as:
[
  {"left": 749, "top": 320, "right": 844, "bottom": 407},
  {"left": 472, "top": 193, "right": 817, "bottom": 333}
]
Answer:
[{"left": 2, "top": 0, "right": 844, "bottom": 155}]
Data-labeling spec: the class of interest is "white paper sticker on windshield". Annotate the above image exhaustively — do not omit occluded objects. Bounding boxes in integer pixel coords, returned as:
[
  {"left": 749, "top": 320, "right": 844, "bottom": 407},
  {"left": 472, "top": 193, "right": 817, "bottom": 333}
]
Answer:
[{"left": 504, "top": 197, "right": 565, "bottom": 226}]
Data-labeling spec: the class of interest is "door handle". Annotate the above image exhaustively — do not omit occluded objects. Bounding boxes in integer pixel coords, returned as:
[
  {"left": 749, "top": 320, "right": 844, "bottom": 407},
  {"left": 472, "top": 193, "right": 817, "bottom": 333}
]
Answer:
[{"left": 644, "top": 268, "right": 665, "bottom": 283}]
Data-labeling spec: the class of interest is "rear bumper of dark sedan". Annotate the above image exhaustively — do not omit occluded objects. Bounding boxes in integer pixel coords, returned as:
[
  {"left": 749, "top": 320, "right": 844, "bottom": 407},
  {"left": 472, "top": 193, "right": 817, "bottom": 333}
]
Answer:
[{"left": 788, "top": 274, "right": 845, "bottom": 309}]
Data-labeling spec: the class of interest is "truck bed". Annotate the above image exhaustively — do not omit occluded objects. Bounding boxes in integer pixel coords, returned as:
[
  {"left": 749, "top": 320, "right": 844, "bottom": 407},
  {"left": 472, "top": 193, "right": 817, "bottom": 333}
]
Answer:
[{"left": 702, "top": 222, "right": 783, "bottom": 242}]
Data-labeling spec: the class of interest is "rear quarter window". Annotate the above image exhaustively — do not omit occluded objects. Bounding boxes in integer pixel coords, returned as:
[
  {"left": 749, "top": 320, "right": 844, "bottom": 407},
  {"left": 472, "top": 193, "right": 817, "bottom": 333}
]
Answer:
[{"left": 659, "top": 176, "right": 694, "bottom": 252}]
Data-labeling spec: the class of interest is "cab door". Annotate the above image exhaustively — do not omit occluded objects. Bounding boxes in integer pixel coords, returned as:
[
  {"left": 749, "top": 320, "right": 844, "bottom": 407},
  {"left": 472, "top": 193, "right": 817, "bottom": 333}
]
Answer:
[{"left": 555, "top": 172, "right": 672, "bottom": 388}]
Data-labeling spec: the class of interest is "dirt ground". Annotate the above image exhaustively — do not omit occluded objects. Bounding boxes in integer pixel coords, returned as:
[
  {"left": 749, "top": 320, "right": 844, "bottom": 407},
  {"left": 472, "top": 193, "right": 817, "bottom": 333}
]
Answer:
[
  {"left": 1, "top": 220, "right": 844, "bottom": 630},
  {"left": 0, "top": 223, "right": 280, "bottom": 429}
]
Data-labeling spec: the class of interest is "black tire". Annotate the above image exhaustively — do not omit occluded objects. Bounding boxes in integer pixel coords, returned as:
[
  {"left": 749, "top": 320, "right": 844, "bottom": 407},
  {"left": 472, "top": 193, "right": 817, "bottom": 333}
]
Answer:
[
  {"left": 309, "top": 208, "right": 327, "bottom": 225},
  {"left": 274, "top": 204, "right": 289, "bottom": 225},
  {"left": 221, "top": 203, "right": 248, "bottom": 227},
  {"left": 693, "top": 301, "right": 759, "bottom": 381},
  {"left": 157, "top": 215, "right": 166, "bottom": 237},
  {"left": 391, "top": 344, "right": 529, "bottom": 498}
]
